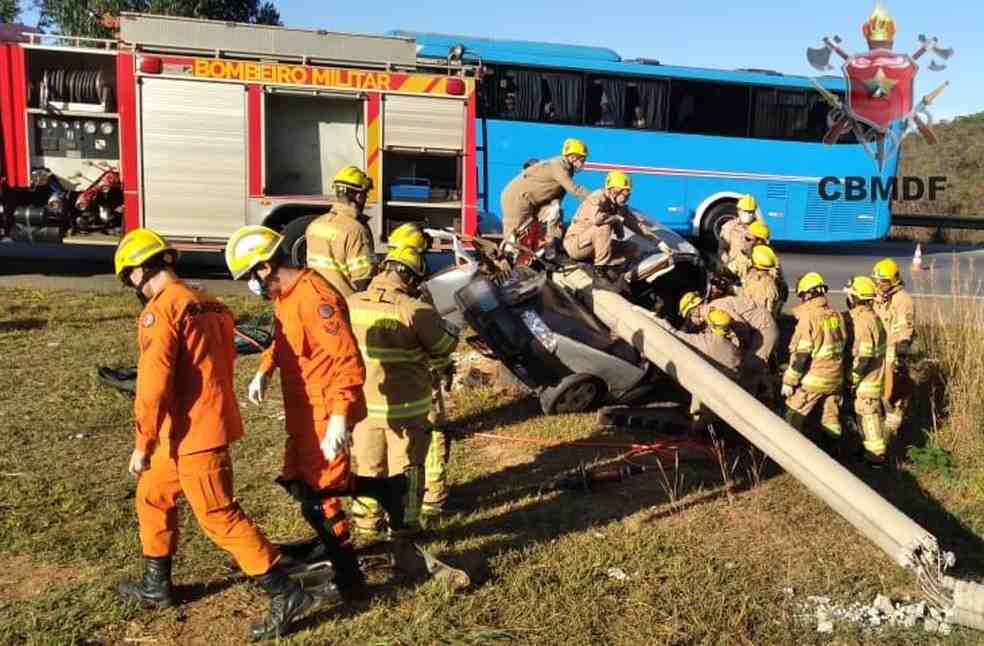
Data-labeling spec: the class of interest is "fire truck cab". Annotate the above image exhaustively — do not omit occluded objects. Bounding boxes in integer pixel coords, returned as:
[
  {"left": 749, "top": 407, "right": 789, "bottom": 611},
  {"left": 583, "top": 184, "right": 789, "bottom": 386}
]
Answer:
[{"left": 0, "top": 13, "right": 478, "bottom": 251}]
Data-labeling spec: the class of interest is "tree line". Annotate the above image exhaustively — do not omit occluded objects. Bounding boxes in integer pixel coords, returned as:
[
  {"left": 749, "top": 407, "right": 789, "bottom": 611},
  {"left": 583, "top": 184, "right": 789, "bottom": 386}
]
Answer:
[{"left": 1, "top": 1, "right": 282, "bottom": 34}]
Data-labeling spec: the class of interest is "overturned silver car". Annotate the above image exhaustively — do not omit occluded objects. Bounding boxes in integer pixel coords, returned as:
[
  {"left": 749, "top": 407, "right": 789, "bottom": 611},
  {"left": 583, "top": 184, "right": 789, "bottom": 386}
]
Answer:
[{"left": 424, "top": 209, "right": 705, "bottom": 415}]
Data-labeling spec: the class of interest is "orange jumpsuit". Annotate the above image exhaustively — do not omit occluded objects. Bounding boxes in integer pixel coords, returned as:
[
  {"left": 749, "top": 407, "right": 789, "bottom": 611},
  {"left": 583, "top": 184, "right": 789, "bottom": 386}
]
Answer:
[
  {"left": 261, "top": 270, "right": 367, "bottom": 543},
  {"left": 134, "top": 280, "right": 278, "bottom": 576}
]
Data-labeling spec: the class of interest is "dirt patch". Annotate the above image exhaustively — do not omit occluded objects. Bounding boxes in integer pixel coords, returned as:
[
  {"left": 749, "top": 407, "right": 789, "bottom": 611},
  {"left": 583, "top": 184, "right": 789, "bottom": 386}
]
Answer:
[{"left": 0, "top": 553, "right": 94, "bottom": 601}]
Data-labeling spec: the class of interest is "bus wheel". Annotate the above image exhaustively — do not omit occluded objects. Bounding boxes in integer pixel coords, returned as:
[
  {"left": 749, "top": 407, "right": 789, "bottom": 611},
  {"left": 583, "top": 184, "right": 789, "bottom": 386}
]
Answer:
[{"left": 699, "top": 202, "right": 738, "bottom": 253}]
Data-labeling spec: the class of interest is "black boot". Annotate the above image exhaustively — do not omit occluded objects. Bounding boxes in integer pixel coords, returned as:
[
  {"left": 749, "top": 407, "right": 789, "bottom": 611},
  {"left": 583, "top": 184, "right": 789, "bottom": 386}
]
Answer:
[
  {"left": 300, "top": 499, "right": 368, "bottom": 601},
  {"left": 329, "top": 542, "right": 369, "bottom": 601},
  {"left": 117, "top": 556, "right": 175, "bottom": 609},
  {"left": 249, "top": 564, "right": 335, "bottom": 642}
]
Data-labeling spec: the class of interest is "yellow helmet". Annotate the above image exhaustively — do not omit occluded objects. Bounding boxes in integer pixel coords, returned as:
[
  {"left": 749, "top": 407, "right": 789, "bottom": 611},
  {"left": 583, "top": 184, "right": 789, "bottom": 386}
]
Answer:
[
  {"left": 333, "top": 165, "right": 372, "bottom": 192},
  {"left": 845, "top": 275, "right": 878, "bottom": 301},
  {"left": 114, "top": 228, "right": 176, "bottom": 278},
  {"left": 679, "top": 291, "right": 703, "bottom": 318},
  {"left": 561, "top": 138, "right": 588, "bottom": 158},
  {"left": 796, "top": 271, "right": 827, "bottom": 296},
  {"left": 389, "top": 222, "right": 428, "bottom": 253},
  {"left": 225, "top": 225, "right": 283, "bottom": 280},
  {"left": 747, "top": 219, "right": 770, "bottom": 241},
  {"left": 871, "top": 258, "right": 901, "bottom": 286},
  {"left": 604, "top": 170, "right": 632, "bottom": 192},
  {"left": 707, "top": 307, "right": 732, "bottom": 336},
  {"left": 384, "top": 245, "right": 425, "bottom": 277},
  {"left": 736, "top": 194, "right": 757, "bottom": 213},
  {"left": 750, "top": 244, "right": 777, "bottom": 270}
]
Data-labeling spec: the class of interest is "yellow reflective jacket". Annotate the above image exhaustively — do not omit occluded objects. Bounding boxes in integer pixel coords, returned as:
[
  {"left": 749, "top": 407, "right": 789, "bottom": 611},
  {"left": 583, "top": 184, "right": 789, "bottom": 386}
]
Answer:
[
  {"left": 347, "top": 271, "right": 458, "bottom": 428},
  {"left": 306, "top": 202, "right": 375, "bottom": 298},
  {"left": 847, "top": 304, "right": 886, "bottom": 399},
  {"left": 874, "top": 286, "right": 915, "bottom": 362},
  {"left": 783, "top": 296, "right": 846, "bottom": 394}
]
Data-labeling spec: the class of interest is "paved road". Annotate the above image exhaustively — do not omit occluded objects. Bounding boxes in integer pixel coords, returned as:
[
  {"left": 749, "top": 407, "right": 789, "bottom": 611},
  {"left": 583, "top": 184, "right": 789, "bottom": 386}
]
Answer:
[{"left": 2, "top": 239, "right": 983, "bottom": 301}]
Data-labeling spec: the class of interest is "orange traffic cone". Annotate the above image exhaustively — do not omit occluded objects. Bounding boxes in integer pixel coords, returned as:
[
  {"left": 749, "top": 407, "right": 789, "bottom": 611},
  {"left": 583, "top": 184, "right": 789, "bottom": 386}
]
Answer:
[{"left": 911, "top": 243, "right": 924, "bottom": 272}]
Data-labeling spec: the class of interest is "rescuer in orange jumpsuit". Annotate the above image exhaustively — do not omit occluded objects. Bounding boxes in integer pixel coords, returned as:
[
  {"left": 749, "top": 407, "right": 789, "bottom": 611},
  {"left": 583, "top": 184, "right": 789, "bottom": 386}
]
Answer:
[
  {"left": 113, "top": 228, "right": 330, "bottom": 642},
  {"left": 226, "top": 222, "right": 369, "bottom": 599}
]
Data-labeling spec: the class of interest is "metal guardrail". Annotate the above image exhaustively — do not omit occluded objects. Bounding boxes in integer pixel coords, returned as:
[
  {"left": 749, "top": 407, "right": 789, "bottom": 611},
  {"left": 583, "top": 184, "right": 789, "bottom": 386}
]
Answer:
[{"left": 892, "top": 213, "right": 984, "bottom": 230}]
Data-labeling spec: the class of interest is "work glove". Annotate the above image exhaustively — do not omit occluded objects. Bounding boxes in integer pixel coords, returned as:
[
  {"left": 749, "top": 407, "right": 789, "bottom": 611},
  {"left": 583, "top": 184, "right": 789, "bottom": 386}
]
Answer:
[
  {"left": 780, "top": 384, "right": 795, "bottom": 398},
  {"left": 128, "top": 448, "right": 149, "bottom": 478},
  {"left": 321, "top": 414, "right": 350, "bottom": 462},
  {"left": 248, "top": 371, "right": 269, "bottom": 406}
]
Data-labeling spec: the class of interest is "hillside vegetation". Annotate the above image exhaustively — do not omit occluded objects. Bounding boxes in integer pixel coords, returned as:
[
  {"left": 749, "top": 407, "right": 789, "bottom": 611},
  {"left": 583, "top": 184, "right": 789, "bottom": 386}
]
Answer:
[{"left": 894, "top": 111, "right": 984, "bottom": 216}]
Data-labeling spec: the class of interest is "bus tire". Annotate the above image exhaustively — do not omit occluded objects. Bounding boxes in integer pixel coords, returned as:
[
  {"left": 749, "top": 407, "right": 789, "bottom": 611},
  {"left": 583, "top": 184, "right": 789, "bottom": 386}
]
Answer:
[{"left": 699, "top": 201, "right": 738, "bottom": 253}]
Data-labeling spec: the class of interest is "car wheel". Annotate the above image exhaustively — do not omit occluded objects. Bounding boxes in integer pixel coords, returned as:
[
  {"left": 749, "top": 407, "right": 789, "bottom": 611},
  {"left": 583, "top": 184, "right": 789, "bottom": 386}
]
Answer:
[
  {"left": 699, "top": 201, "right": 739, "bottom": 254},
  {"left": 539, "top": 374, "right": 608, "bottom": 415}
]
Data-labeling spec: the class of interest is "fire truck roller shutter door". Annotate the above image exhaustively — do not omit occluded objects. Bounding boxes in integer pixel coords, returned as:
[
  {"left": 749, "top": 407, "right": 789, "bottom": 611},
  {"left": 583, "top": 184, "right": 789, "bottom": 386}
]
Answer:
[
  {"left": 140, "top": 79, "right": 246, "bottom": 238},
  {"left": 383, "top": 95, "right": 465, "bottom": 151}
]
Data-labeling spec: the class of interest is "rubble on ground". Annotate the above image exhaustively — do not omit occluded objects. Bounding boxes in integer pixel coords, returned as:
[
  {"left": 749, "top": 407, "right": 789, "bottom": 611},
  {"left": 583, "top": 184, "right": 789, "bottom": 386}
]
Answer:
[
  {"left": 451, "top": 351, "right": 529, "bottom": 393},
  {"left": 789, "top": 590, "right": 953, "bottom": 636}
]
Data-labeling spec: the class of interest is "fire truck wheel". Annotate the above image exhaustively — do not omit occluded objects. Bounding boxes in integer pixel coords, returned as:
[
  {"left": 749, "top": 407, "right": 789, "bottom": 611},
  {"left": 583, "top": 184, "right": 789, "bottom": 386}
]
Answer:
[
  {"left": 539, "top": 374, "right": 608, "bottom": 415},
  {"left": 699, "top": 201, "right": 739, "bottom": 254}
]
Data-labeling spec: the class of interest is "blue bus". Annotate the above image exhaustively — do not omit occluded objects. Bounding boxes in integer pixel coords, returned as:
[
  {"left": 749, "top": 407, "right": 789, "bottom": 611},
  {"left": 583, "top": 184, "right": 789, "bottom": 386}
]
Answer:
[{"left": 394, "top": 31, "right": 897, "bottom": 247}]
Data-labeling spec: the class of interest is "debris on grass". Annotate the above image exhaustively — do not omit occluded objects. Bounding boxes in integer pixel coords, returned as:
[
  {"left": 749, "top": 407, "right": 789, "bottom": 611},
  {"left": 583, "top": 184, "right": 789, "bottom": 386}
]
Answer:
[
  {"left": 794, "top": 592, "right": 953, "bottom": 636},
  {"left": 606, "top": 567, "right": 628, "bottom": 581}
]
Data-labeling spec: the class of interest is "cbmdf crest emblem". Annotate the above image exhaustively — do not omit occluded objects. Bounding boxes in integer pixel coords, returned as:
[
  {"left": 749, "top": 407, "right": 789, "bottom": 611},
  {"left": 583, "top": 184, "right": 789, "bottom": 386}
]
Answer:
[{"left": 805, "top": 3, "right": 953, "bottom": 170}]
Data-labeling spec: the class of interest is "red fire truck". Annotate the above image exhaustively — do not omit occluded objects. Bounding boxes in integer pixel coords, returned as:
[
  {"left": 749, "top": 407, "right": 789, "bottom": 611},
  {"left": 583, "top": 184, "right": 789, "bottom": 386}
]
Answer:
[{"left": 0, "top": 13, "right": 478, "bottom": 250}]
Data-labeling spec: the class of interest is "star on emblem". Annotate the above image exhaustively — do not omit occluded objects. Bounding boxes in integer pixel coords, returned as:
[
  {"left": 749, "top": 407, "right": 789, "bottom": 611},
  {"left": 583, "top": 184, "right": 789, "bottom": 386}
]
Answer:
[{"left": 864, "top": 67, "right": 898, "bottom": 99}]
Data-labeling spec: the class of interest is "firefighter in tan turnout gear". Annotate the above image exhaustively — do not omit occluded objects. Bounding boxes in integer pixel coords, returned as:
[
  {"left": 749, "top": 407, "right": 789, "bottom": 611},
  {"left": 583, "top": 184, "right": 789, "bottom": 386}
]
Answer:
[
  {"left": 782, "top": 272, "right": 847, "bottom": 444},
  {"left": 562, "top": 170, "right": 658, "bottom": 283},
  {"left": 347, "top": 242, "right": 459, "bottom": 536},
  {"left": 690, "top": 283, "right": 779, "bottom": 406},
  {"left": 871, "top": 258, "right": 915, "bottom": 436},
  {"left": 741, "top": 245, "right": 783, "bottom": 317},
  {"left": 500, "top": 138, "right": 591, "bottom": 241},
  {"left": 844, "top": 275, "right": 889, "bottom": 464},
  {"left": 306, "top": 165, "right": 376, "bottom": 298},
  {"left": 718, "top": 194, "right": 758, "bottom": 263},
  {"left": 677, "top": 298, "right": 742, "bottom": 430},
  {"left": 727, "top": 219, "right": 771, "bottom": 282}
]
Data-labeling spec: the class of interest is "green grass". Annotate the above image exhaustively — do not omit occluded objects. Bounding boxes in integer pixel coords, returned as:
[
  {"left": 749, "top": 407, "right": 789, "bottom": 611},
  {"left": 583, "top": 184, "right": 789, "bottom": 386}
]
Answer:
[{"left": 3, "top": 287, "right": 984, "bottom": 644}]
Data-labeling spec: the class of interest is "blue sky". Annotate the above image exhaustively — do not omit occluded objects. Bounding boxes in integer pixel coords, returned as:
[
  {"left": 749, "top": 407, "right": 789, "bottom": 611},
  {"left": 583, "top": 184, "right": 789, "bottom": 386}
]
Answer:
[
  {"left": 19, "top": 0, "right": 981, "bottom": 120},
  {"left": 273, "top": 0, "right": 980, "bottom": 121}
]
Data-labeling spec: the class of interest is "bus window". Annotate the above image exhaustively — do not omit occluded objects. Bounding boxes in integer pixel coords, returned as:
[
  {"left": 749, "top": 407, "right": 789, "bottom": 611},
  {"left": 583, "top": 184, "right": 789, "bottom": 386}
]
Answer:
[
  {"left": 482, "top": 67, "right": 582, "bottom": 124},
  {"left": 751, "top": 88, "right": 827, "bottom": 141},
  {"left": 626, "top": 79, "right": 668, "bottom": 130},
  {"left": 586, "top": 77, "right": 625, "bottom": 127},
  {"left": 668, "top": 80, "right": 750, "bottom": 137},
  {"left": 541, "top": 72, "right": 583, "bottom": 124}
]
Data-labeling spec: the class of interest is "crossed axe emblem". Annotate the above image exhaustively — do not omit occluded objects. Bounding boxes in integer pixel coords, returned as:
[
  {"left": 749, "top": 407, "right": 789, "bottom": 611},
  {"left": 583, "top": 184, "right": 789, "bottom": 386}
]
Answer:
[{"left": 806, "top": 34, "right": 953, "bottom": 148}]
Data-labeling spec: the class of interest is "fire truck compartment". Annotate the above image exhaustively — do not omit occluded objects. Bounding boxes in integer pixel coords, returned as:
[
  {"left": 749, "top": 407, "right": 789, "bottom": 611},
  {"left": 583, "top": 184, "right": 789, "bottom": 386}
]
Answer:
[
  {"left": 383, "top": 95, "right": 465, "bottom": 151},
  {"left": 140, "top": 78, "right": 246, "bottom": 238},
  {"left": 264, "top": 92, "right": 364, "bottom": 196}
]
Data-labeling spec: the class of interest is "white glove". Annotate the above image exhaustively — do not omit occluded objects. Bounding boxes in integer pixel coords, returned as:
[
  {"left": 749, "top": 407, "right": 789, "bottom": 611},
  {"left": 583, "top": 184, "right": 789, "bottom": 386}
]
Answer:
[
  {"left": 321, "top": 415, "right": 350, "bottom": 462},
  {"left": 248, "top": 371, "right": 269, "bottom": 406},
  {"left": 780, "top": 384, "right": 795, "bottom": 398},
  {"left": 128, "top": 448, "right": 149, "bottom": 478}
]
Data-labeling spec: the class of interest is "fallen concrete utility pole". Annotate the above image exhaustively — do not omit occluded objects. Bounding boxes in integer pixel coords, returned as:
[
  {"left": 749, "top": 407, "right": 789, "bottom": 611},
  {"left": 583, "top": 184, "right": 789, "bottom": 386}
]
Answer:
[{"left": 552, "top": 267, "right": 984, "bottom": 630}]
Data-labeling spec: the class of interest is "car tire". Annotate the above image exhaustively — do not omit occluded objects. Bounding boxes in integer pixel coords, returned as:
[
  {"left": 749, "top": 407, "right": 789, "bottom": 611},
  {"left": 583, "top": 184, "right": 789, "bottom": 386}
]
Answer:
[
  {"left": 699, "top": 201, "right": 739, "bottom": 254},
  {"left": 539, "top": 374, "right": 608, "bottom": 415}
]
